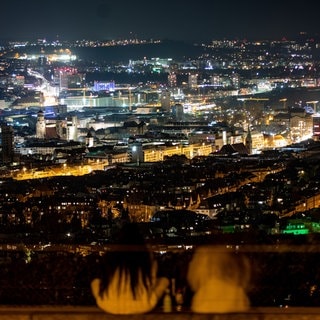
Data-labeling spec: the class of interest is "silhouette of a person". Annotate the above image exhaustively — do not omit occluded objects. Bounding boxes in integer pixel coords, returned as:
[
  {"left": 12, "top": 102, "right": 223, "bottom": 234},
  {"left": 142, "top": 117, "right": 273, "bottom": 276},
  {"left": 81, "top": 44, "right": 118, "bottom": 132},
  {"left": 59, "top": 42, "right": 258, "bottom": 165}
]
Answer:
[
  {"left": 187, "top": 245, "right": 251, "bottom": 313},
  {"left": 91, "top": 222, "right": 169, "bottom": 314}
]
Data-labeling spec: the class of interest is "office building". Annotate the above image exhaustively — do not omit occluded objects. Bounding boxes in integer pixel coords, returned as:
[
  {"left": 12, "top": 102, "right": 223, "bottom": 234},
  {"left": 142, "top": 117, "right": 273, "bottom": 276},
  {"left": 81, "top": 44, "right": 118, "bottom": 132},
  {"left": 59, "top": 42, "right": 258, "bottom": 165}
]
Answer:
[{"left": 1, "top": 123, "right": 14, "bottom": 164}]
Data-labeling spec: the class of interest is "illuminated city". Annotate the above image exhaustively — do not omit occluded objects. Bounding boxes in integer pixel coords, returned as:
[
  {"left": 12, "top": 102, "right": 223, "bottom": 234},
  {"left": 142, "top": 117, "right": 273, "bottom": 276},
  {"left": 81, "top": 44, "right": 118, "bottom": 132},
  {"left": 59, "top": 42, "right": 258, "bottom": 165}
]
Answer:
[{"left": 1, "top": 3, "right": 320, "bottom": 314}]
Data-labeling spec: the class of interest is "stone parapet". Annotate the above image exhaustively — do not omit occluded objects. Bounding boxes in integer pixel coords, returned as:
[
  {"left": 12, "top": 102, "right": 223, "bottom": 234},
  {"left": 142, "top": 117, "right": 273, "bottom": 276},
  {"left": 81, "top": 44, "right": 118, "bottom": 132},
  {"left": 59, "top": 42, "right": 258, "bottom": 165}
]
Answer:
[{"left": 1, "top": 307, "right": 320, "bottom": 320}]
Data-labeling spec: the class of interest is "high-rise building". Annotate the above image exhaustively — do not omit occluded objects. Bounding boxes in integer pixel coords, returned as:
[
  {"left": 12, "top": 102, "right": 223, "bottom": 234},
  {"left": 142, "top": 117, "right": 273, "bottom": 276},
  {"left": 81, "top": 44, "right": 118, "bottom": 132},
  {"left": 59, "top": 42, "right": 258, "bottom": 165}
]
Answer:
[
  {"left": 172, "top": 103, "right": 184, "bottom": 121},
  {"left": 188, "top": 73, "right": 198, "bottom": 89},
  {"left": 1, "top": 123, "right": 14, "bottom": 164},
  {"left": 129, "top": 142, "right": 143, "bottom": 164},
  {"left": 312, "top": 114, "right": 320, "bottom": 140},
  {"left": 160, "top": 90, "right": 171, "bottom": 112},
  {"left": 168, "top": 72, "right": 177, "bottom": 87},
  {"left": 36, "top": 110, "right": 46, "bottom": 139},
  {"left": 53, "top": 66, "right": 78, "bottom": 92},
  {"left": 230, "top": 73, "right": 240, "bottom": 90},
  {"left": 245, "top": 126, "right": 252, "bottom": 155}
]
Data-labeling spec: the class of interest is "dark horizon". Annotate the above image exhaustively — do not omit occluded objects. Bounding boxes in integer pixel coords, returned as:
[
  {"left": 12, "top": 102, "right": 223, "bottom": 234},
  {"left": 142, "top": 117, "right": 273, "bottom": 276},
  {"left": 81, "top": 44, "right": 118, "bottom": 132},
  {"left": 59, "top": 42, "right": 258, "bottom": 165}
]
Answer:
[{"left": 1, "top": 0, "right": 320, "bottom": 44}]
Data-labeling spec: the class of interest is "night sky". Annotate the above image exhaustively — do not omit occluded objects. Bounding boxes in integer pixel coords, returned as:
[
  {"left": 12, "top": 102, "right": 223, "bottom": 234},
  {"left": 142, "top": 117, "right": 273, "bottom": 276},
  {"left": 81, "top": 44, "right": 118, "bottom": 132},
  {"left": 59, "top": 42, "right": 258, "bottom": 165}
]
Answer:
[{"left": 0, "top": 0, "right": 319, "bottom": 43}]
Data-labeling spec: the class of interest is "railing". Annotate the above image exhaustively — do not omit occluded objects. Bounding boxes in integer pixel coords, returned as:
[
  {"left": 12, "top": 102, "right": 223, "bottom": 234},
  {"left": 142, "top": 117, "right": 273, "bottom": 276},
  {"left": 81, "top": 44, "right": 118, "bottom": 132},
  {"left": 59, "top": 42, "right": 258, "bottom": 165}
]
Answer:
[
  {"left": 2, "top": 306, "right": 320, "bottom": 320},
  {"left": 2, "top": 242, "right": 320, "bottom": 315}
]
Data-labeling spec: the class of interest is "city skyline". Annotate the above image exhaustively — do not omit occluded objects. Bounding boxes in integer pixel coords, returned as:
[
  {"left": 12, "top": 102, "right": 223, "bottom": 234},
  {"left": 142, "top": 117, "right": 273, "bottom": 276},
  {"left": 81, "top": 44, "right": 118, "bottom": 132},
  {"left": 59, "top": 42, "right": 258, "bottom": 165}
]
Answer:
[{"left": 0, "top": 0, "right": 319, "bottom": 43}]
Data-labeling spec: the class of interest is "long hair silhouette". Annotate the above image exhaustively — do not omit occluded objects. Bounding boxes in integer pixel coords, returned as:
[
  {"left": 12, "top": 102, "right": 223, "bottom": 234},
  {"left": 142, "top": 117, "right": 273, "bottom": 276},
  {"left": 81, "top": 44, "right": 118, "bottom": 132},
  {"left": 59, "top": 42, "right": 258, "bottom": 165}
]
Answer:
[{"left": 98, "top": 222, "right": 154, "bottom": 299}]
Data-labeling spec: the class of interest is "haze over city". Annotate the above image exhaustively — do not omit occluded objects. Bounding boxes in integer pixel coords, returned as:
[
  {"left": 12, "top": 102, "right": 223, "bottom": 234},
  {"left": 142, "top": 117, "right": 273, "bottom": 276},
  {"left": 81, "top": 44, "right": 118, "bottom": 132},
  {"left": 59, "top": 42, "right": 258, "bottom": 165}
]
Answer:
[{"left": 1, "top": 0, "right": 320, "bottom": 43}]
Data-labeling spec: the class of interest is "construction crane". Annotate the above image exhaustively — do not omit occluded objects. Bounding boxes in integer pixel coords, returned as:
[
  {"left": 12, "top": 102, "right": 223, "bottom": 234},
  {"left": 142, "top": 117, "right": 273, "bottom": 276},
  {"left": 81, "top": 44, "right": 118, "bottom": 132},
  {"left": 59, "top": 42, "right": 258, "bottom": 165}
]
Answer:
[{"left": 62, "top": 88, "right": 97, "bottom": 108}]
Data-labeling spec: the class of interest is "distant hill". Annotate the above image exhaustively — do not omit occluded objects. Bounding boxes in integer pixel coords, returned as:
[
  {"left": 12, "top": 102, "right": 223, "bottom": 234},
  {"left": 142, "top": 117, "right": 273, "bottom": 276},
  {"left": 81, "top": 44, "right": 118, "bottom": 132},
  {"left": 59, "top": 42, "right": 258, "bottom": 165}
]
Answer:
[
  {"left": 69, "top": 39, "right": 205, "bottom": 63},
  {"left": 3, "top": 39, "right": 205, "bottom": 64}
]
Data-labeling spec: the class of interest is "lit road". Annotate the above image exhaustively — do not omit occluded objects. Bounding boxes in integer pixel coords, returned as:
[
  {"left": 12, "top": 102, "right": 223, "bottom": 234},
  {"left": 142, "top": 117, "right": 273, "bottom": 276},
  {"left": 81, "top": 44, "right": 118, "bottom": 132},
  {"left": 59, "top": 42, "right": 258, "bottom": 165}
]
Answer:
[
  {"left": 27, "top": 69, "right": 58, "bottom": 105},
  {"left": 280, "top": 192, "right": 320, "bottom": 218},
  {"left": 13, "top": 161, "right": 109, "bottom": 180}
]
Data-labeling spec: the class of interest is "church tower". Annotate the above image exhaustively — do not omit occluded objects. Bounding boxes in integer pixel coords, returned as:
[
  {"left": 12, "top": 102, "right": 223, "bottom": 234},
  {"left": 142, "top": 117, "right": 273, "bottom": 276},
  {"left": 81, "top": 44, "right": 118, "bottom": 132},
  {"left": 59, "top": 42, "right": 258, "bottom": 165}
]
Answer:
[{"left": 85, "top": 131, "right": 94, "bottom": 147}]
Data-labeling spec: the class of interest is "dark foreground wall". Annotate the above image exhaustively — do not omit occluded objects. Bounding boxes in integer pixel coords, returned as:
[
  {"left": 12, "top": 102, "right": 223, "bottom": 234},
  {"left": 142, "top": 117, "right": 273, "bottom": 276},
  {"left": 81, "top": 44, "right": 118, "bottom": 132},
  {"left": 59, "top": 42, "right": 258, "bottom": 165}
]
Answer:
[{"left": 2, "top": 307, "right": 320, "bottom": 320}]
